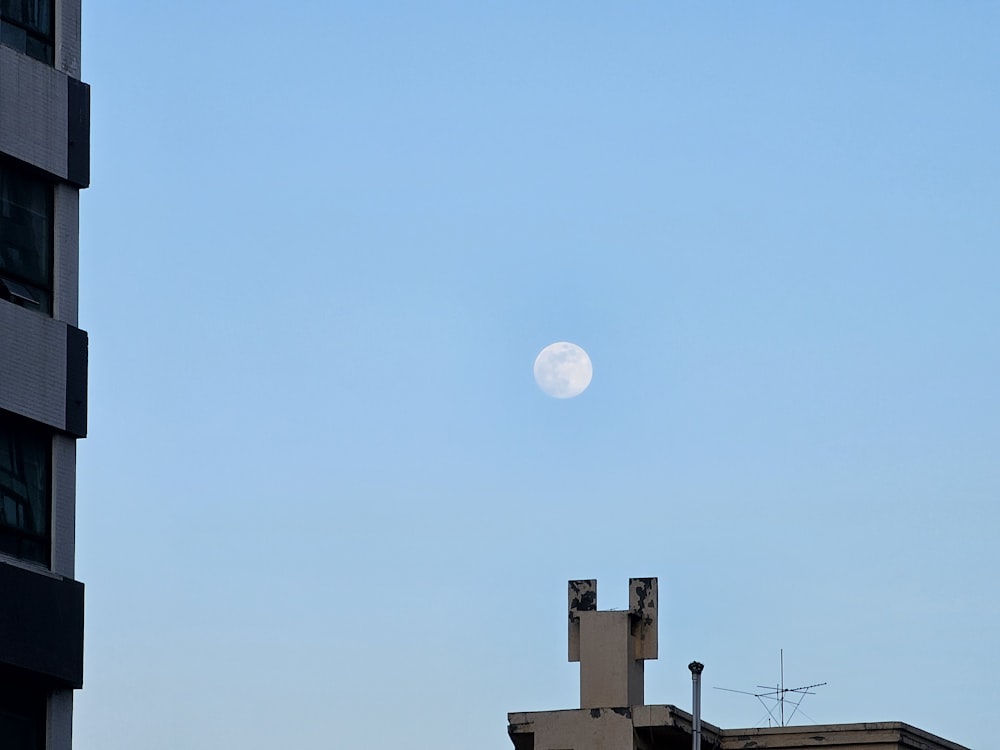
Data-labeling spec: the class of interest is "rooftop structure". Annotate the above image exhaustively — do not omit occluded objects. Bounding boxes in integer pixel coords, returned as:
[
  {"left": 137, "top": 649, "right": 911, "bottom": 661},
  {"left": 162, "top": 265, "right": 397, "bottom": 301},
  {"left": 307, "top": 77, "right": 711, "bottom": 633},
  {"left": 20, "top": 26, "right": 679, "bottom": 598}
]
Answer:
[{"left": 507, "top": 578, "right": 969, "bottom": 750}]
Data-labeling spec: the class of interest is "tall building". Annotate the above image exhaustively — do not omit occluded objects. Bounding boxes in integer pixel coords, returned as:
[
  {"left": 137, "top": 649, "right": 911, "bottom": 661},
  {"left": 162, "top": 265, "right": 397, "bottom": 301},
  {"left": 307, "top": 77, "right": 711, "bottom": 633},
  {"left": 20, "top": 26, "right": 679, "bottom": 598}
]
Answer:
[
  {"left": 508, "top": 579, "right": 970, "bottom": 750},
  {"left": 0, "top": 1, "right": 89, "bottom": 749}
]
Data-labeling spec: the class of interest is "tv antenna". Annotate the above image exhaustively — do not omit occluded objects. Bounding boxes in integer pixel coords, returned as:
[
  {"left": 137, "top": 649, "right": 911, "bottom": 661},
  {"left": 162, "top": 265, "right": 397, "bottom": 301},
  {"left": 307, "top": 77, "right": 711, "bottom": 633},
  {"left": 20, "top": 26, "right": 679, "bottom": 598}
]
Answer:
[{"left": 714, "top": 649, "right": 826, "bottom": 727}]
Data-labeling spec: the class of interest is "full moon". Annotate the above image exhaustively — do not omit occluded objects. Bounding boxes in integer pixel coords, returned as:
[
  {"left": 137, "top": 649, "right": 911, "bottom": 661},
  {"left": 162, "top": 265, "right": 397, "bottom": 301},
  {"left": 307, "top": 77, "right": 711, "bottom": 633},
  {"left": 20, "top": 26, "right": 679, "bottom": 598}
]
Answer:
[{"left": 533, "top": 342, "right": 593, "bottom": 399}]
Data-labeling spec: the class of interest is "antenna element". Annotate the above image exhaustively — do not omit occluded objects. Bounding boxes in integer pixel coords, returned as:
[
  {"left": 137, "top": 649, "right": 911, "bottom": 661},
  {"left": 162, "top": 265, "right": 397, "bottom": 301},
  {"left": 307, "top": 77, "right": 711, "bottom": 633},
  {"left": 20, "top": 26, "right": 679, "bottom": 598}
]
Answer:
[{"left": 714, "top": 649, "right": 826, "bottom": 727}]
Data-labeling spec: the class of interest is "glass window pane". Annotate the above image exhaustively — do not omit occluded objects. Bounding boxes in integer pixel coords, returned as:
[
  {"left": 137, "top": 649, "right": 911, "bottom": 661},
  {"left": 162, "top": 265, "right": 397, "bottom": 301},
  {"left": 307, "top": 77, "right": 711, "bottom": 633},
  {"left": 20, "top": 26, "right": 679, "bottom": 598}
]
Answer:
[
  {"left": 0, "top": 419, "right": 49, "bottom": 564},
  {"left": 23, "top": 34, "right": 49, "bottom": 64},
  {"left": 0, "top": 164, "right": 51, "bottom": 314},
  {"left": 0, "top": 673, "right": 45, "bottom": 750},
  {"left": 0, "top": 1, "right": 51, "bottom": 63},
  {"left": 0, "top": 20, "right": 27, "bottom": 54},
  {"left": 0, "top": 0, "right": 50, "bottom": 36},
  {"left": 26, "top": 0, "right": 51, "bottom": 36}
]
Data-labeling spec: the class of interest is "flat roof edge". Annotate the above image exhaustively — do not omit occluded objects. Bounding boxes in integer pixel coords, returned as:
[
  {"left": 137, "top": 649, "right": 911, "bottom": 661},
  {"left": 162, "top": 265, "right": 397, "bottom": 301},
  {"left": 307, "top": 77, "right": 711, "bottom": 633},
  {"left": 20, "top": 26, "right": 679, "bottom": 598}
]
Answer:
[{"left": 720, "top": 721, "right": 971, "bottom": 750}]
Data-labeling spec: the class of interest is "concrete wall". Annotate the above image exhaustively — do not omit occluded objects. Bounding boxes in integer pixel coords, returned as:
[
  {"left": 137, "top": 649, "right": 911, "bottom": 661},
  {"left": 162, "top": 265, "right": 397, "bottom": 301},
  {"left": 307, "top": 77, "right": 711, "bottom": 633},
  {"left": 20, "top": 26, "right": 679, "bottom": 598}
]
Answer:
[
  {"left": 0, "top": 302, "right": 87, "bottom": 437},
  {"left": 0, "top": 46, "right": 69, "bottom": 179}
]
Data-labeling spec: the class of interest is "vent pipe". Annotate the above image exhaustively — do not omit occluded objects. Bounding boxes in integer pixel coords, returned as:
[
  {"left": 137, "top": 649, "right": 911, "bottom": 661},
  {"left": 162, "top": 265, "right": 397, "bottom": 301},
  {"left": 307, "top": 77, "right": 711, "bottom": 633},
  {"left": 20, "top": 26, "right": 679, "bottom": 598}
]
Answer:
[{"left": 688, "top": 661, "right": 704, "bottom": 750}]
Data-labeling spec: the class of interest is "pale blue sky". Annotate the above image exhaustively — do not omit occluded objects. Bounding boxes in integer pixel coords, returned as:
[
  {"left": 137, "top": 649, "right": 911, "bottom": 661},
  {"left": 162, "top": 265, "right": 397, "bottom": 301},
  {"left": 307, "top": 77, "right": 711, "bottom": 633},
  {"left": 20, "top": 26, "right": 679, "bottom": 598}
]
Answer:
[{"left": 76, "top": 3, "right": 997, "bottom": 748}]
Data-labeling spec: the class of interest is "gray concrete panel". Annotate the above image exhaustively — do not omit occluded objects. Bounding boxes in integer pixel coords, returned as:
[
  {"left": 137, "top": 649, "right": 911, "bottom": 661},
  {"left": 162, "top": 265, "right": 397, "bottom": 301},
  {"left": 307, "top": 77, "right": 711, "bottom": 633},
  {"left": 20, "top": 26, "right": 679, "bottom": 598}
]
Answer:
[
  {"left": 0, "top": 47, "right": 68, "bottom": 179},
  {"left": 53, "top": 184, "right": 80, "bottom": 326},
  {"left": 47, "top": 689, "right": 74, "bottom": 750},
  {"left": 0, "top": 303, "right": 67, "bottom": 429},
  {"left": 51, "top": 435, "right": 76, "bottom": 578},
  {"left": 56, "top": 0, "right": 83, "bottom": 79}
]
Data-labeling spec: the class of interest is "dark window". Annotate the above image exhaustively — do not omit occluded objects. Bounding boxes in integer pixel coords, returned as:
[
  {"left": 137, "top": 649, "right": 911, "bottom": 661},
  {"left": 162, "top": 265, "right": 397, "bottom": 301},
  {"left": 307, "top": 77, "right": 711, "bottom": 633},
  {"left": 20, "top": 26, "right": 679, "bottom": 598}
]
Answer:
[
  {"left": 0, "top": 415, "right": 49, "bottom": 565},
  {"left": 0, "top": 162, "right": 52, "bottom": 315},
  {"left": 0, "top": 0, "right": 52, "bottom": 65},
  {"left": 0, "top": 667, "right": 46, "bottom": 750}
]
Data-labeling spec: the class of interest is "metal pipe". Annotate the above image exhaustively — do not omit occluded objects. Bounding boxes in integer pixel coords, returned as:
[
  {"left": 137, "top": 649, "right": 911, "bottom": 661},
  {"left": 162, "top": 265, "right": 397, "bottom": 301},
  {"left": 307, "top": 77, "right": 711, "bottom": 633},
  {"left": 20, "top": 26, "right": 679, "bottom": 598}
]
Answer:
[{"left": 689, "top": 661, "right": 704, "bottom": 750}]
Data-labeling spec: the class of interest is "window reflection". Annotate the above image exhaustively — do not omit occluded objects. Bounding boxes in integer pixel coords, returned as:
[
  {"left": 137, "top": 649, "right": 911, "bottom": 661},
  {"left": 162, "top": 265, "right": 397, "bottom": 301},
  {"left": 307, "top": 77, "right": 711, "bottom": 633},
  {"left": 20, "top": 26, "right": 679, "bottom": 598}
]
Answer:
[
  {"left": 0, "top": 163, "right": 51, "bottom": 315},
  {"left": 0, "top": 0, "right": 53, "bottom": 64},
  {"left": 0, "top": 418, "right": 49, "bottom": 564}
]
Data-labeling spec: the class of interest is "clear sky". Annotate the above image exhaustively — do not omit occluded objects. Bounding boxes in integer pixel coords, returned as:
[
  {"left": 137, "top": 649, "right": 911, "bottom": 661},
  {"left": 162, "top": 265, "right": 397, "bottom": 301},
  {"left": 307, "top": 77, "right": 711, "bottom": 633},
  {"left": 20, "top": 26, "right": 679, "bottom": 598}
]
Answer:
[{"left": 75, "top": 3, "right": 998, "bottom": 748}]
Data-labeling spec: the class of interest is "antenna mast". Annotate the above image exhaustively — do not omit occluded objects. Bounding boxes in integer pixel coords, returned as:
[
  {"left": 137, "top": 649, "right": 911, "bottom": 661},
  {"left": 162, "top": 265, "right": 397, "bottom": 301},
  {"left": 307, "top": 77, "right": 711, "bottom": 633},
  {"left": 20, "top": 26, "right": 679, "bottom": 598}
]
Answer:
[{"left": 714, "top": 650, "right": 826, "bottom": 727}]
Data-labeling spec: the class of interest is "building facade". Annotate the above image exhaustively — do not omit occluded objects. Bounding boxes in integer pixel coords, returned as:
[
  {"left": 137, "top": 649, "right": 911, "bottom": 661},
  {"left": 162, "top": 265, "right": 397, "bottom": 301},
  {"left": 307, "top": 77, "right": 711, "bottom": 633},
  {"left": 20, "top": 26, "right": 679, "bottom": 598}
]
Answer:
[{"left": 0, "top": 1, "right": 90, "bottom": 749}]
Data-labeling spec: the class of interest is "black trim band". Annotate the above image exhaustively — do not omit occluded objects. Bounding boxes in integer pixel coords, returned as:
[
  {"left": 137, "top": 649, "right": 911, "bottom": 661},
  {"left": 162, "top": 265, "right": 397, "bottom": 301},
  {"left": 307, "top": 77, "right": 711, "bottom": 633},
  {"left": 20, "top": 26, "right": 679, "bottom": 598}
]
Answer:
[
  {"left": 0, "top": 562, "right": 84, "bottom": 688},
  {"left": 64, "top": 325, "right": 87, "bottom": 438},
  {"left": 66, "top": 78, "right": 90, "bottom": 189}
]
